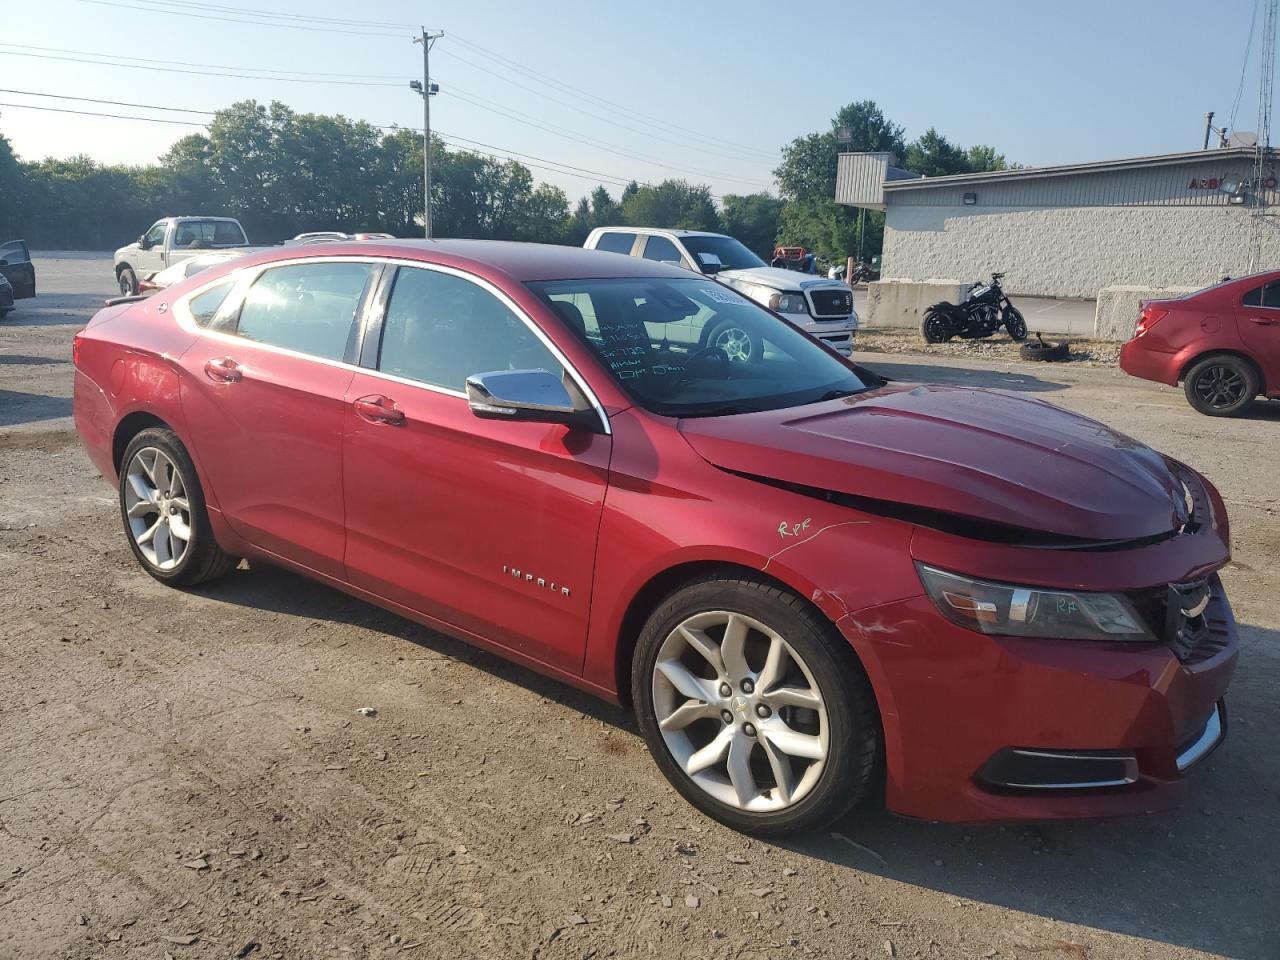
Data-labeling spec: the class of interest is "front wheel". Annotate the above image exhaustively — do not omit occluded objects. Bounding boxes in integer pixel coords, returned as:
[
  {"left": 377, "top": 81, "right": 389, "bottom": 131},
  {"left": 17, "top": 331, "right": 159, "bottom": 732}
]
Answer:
[
  {"left": 118, "top": 267, "right": 138, "bottom": 297},
  {"left": 1003, "top": 306, "right": 1028, "bottom": 341},
  {"left": 921, "top": 309, "right": 953, "bottom": 343},
  {"left": 632, "top": 575, "right": 880, "bottom": 835},
  {"left": 1183, "top": 355, "right": 1259, "bottom": 417},
  {"left": 119, "top": 427, "right": 237, "bottom": 586}
]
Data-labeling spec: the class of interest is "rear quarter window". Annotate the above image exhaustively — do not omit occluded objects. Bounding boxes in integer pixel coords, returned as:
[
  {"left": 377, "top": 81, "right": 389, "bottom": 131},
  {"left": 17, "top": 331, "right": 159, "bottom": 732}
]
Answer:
[
  {"left": 188, "top": 280, "right": 235, "bottom": 328},
  {"left": 594, "top": 232, "right": 637, "bottom": 255}
]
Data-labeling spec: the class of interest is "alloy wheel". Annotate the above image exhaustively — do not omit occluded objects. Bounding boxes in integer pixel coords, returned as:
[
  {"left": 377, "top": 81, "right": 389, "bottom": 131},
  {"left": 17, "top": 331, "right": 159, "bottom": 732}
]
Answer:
[
  {"left": 651, "top": 610, "right": 829, "bottom": 812},
  {"left": 713, "top": 327, "right": 754, "bottom": 363},
  {"left": 1193, "top": 364, "right": 1247, "bottom": 411},
  {"left": 123, "top": 446, "right": 192, "bottom": 570}
]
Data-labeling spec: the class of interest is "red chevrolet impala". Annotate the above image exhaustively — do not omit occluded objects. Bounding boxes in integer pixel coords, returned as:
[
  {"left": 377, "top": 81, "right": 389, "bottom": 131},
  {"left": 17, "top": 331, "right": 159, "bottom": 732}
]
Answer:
[{"left": 73, "top": 240, "right": 1236, "bottom": 833}]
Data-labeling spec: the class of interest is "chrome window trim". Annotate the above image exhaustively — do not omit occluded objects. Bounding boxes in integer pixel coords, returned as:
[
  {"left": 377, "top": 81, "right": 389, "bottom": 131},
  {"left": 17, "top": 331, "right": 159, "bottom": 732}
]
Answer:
[
  {"left": 171, "top": 254, "right": 612, "bottom": 434},
  {"left": 1175, "top": 704, "right": 1224, "bottom": 772}
]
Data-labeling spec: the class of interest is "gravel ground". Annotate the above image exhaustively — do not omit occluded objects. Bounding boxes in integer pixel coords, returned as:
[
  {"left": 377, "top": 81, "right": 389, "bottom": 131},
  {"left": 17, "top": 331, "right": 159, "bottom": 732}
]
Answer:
[
  {"left": 854, "top": 329, "right": 1121, "bottom": 366},
  {"left": 1, "top": 256, "right": 1277, "bottom": 960}
]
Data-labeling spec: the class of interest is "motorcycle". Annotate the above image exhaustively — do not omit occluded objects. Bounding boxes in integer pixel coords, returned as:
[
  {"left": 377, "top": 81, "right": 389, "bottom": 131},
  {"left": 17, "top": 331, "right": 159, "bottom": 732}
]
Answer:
[{"left": 921, "top": 272, "right": 1027, "bottom": 343}]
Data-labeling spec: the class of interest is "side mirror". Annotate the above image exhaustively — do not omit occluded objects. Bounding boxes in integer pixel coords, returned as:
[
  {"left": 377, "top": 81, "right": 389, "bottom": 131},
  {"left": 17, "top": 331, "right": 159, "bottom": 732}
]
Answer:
[
  {"left": 697, "top": 252, "right": 724, "bottom": 275},
  {"left": 138, "top": 235, "right": 150, "bottom": 250},
  {"left": 465, "top": 369, "right": 602, "bottom": 432}
]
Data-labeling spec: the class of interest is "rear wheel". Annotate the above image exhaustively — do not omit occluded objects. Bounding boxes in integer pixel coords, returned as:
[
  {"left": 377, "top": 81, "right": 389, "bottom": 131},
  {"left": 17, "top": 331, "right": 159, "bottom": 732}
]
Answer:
[
  {"left": 118, "top": 267, "right": 138, "bottom": 296},
  {"left": 119, "top": 427, "right": 237, "bottom": 586},
  {"left": 921, "top": 309, "right": 952, "bottom": 343},
  {"left": 707, "top": 320, "right": 762, "bottom": 364},
  {"left": 1183, "top": 355, "right": 1259, "bottom": 417},
  {"left": 632, "top": 575, "right": 880, "bottom": 835}
]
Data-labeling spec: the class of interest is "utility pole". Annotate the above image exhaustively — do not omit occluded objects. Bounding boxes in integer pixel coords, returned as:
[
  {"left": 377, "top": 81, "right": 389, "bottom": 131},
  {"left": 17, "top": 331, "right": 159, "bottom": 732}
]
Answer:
[
  {"left": 410, "top": 29, "right": 443, "bottom": 238},
  {"left": 1203, "top": 111, "right": 1215, "bottom": 150}
]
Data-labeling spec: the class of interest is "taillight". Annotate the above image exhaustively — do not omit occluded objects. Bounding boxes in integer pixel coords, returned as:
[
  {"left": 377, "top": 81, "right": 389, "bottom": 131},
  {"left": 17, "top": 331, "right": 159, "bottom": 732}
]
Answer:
[
  {"left": 72, "top": 331, "right": 84, "bottom": 367},
  {"left": 1134, "top": 305, "right": 1169, "bottom": 337}
]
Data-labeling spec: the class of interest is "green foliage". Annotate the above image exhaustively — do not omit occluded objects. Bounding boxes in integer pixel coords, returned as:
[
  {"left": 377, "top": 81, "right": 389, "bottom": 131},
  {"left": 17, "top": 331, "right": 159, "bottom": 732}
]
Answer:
[
  {"left": 720, "top": 193, "right": 783, "bottom": 260},
  {"left": 620, "top": 179, "right": 718, "bottom": 231}
]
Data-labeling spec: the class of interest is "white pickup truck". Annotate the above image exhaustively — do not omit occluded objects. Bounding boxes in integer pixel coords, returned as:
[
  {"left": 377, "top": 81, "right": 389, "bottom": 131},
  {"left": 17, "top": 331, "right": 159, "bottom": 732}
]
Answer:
[
  {"left": 114, "top": 216, "right": 252, "bottom": 296},
  {"left": 584, "top": 227, "right": 857, "bottom": 356}
]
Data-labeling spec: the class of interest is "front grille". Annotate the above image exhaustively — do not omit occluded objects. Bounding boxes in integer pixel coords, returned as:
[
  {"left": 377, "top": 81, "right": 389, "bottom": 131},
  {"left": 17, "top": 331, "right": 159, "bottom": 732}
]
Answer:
[
  {"left": 1130, "top": 575, "right": 1232, "bottom": 664},
  {"left": 807, "top": 288, "right": 853, "bottom": 318}
]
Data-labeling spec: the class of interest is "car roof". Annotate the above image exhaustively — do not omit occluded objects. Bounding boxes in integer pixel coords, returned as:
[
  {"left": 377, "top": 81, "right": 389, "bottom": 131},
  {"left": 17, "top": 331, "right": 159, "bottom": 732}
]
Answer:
[
  {"left": 593, "top": 226, "right": 727, "bottom": 239},
  {"left": 238, "top": 238, "right": 698, "bottom": 282}
]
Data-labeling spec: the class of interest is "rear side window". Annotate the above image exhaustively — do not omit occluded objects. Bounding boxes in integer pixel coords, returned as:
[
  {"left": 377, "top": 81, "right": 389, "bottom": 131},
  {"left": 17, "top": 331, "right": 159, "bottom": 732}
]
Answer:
[
  {"left": 211, "top": 220, "right": 247, "bottom": 244},
  {"left": 188, "top": 280, "right": 234, "bottom": 328},
  {"left": 594, "top": 232, "right": 636, "bottom": 255},
  {"left": 234, "top": 262, "right": 372, "bottom": 361},
  {"left": 642, "top": 235, "right": 685, "bottom": 266},
  {"left": 1242, "top": 281, "right": 1280, "bottom": 308},
  {"left": 378, "top": 267, "right": 562, "bottom": 393}
]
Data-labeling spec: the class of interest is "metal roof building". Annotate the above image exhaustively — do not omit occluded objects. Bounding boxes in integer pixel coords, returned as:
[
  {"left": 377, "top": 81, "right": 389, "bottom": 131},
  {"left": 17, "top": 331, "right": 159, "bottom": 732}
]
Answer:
[{"left": 837, "top": 147, "right": 1280, "bottom": 300}]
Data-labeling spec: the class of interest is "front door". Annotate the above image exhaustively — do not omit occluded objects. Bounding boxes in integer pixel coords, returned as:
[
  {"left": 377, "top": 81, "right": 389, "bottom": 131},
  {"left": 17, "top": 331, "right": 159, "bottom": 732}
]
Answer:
[
  {"left": 1237, "top": 279, "right": 1280, "bottom": 395},
  {"left": 178, "top": 259, "right": 376, "bottom": 576},
  {"left": 137, "top": 221, "right": 168, "bottom": 276},
  {"left": 341, "top": 264, "right": 611, "bottom": 674}
]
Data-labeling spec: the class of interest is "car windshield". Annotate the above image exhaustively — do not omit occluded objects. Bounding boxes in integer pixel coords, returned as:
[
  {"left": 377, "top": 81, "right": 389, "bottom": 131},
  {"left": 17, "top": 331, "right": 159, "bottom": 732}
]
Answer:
[
  {"left": 528, "top": 277, "right": 873, "bottom": 418},
  {"left": 679, "top": 235, "right": 767, "bottom": 272}
]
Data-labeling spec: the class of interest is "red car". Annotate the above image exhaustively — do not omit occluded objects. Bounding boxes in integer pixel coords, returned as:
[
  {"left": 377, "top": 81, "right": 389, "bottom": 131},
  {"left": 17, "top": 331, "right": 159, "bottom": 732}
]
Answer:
[
  {"left": 74, "top": 240, "right": 1236, "bottom": 834},
  {"left": 1120, "top": 271, "right": 1280, "bottom": 416}
]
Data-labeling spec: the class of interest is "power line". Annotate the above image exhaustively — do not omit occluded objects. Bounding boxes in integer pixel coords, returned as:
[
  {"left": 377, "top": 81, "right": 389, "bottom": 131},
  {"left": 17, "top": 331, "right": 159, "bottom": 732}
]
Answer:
[
  {"left": 1229, "top": 0, "right": 1262, "bottom": 133},
  {"left": 0, "top": 95, "right": 641, "bottom": 189},
  {"left": 0, "top": 42, "right": 406, "bottom": 79},
  {"left": 68, "top": 0, "right": 412, "bottom": 38},
  {"left": 448, "top": 32, "right": 776, "bottom": 160},
  {"left": 89, "top": 0, "right": 418, "bottom": 30}
]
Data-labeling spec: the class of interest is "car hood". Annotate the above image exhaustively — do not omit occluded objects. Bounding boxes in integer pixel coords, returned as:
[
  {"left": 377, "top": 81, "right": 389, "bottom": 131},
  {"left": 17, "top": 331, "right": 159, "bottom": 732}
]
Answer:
[
  {"left": 718, "top": 266, "right": 850, "bottom": 292},
  {"left": 115, "top": 242, "right": 141, "bottom": 258},
  {"left": 678, "top": 384, "right": 1188, "bottom": 542}
]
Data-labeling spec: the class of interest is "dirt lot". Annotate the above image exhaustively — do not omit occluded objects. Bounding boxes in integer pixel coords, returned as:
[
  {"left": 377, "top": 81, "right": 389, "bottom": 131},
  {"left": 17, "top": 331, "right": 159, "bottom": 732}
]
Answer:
[{"left": 1, "top": 255, "right": 1277, "bottom": 960}]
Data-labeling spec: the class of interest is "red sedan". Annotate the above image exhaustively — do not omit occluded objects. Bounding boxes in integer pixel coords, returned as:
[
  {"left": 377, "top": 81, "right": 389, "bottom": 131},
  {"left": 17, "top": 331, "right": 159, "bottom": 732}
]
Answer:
[
  {"left": 74, "top": 240, "right": 1235, "bottom": 833},
  {"left": 1120, "top": 271, "right": 1280, "bottom": 416}
]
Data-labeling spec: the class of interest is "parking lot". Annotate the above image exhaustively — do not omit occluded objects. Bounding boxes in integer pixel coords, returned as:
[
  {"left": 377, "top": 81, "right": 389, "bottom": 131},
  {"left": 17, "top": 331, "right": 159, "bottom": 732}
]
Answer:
[{"left": 1, "top": 255, "right": 1277, "bottom": 960}]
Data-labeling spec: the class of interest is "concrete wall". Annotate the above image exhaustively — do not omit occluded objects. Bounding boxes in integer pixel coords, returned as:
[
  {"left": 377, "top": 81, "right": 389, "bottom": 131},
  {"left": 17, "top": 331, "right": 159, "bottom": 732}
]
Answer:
[
  {"left": 1094, "top": 284, "right": 1201, "bottom": 341},
  {"left": 864, "top": 279, "right": 972, "bottom": 329},
  {"left": 881, "top": 203, "right": 1280, "bottom": 299}
]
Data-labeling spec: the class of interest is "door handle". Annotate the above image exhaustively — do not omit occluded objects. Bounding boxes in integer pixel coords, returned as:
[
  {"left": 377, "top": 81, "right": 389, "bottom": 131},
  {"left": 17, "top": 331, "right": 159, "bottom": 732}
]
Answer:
[
  {"left": 353, "top": 394, "right": 405, "bottom": 425},
  {"left": 204, "top": 356, "right": 243, "bottom": 383},
  {"left": 1248, "top": 316, "right": 1280, "bottom": 326}
]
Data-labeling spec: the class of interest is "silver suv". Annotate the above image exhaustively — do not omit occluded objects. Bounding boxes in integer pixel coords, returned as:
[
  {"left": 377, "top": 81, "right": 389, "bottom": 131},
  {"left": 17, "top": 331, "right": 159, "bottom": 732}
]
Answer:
[{"left": 584, "top": 227, "right": 857, "bottom": 356}]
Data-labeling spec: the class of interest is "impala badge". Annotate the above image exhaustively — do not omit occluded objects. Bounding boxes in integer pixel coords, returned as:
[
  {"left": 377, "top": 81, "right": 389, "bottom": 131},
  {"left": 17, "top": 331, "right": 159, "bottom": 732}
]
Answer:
[{"left": 502, "top": 565, "right": 571, "bottom": 597}]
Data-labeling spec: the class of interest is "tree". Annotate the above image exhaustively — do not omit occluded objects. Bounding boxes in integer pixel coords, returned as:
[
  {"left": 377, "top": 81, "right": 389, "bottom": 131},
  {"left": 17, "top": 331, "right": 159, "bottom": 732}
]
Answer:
[
  {"left": 620, "top": 180, "right": 718, "bottom": 231},
  {"left": 904, "top": 128, "right": 971, "bottom": 178},
  {"left": 719, "top": 193, "right": 783, "bottom": 259},
  {"left": 0, "top": 130, "right": 29, "bottom": 239},
  {"left": 966, "top": 144, "right": 1009, "bottom": 173},
  {"left": 565, "top": 185, "right": 622, "bottom": 245}
]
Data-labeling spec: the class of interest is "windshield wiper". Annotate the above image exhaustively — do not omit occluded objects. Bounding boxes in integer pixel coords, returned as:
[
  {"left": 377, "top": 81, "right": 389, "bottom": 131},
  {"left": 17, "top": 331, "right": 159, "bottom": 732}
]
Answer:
[
  {"left": 679, "top": 403, "right": 763, "bottom": 418},
  {"left": 816, "top": 388, "right": 861, "bottom": 402}
]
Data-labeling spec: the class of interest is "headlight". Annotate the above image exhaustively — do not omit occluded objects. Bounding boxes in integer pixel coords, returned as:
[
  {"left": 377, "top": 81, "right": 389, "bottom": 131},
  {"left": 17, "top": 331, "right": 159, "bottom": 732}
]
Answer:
[
  {"left": 916, "top": 564, "right": 1157, "bottom": 642},
  {"left": 768, "top": 292, "right": 809, "bottom": 314}
]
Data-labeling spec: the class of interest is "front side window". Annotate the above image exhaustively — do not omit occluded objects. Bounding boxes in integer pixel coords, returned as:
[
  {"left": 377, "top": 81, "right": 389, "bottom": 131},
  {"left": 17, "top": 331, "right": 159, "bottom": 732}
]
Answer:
[
  {"left": 234, "top": 261, "right": 372, "bottom": 361},
  {"left": 144, "top": 222, "right": 167, "bottom": 247},
  {"left": 530, "top": 277, "right": 872, "bottom": 417},
  {"left": 642, "top": 235, "right": 686, "bottom": 266},
  {"left": 594, "top": 232, "right": 636, "bottom": 255},
  {"left": 378, "top": 267, "right": 562, "bottom": 393}
]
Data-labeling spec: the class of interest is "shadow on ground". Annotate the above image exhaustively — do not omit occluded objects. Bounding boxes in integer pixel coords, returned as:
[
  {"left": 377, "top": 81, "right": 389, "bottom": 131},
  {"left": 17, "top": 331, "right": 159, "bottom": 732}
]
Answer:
[
  {"left": 1, "top": 294, "right": 108, "bottom": 327},
  {"left": 189, "top": 561, "right": 1278, "bottom": 958},
  {"left": 0, "top": 354, "right": 68, "bottom": 366},
  {"left": 0, "top": 389, "right": 73, "bottom": 427},
  {"left": 866, "top": 360, "right": 1069, "bottom": 393}
]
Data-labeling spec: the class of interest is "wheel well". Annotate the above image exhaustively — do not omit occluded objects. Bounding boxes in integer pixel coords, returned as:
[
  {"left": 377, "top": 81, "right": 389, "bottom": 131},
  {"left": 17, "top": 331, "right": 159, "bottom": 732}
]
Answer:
[
  {"left": 112, "top": 412, "right": 168, "bottom": 472},
  {"left": 115, "top": 262, "right": 132, "bottom": 277},
  {"left": 1178, "top": 349, "right": 1264, "bottom": 389},
  {"left": 613, "top": 560, "right": 816, "bottom": 710}
]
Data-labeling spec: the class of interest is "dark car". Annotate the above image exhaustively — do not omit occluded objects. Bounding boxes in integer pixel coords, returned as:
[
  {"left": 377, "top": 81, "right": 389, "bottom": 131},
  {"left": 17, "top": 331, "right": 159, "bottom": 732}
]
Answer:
[
  {"left": 0, "top": 240, "right": 36, "bottom": 309},
  {"left": 73, "top": 239, "right": 1235, "bottom": 834},
  {"left": 1119, "top": 272, "right": 1280, "bottom": 416}
]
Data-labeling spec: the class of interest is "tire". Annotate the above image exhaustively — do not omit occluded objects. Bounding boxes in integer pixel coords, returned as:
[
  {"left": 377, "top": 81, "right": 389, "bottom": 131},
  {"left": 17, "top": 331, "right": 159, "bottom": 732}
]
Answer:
[
  {"left": 118, "top": 427, "right": 237, "bottom": 586},
  {"left": 631, "top": 574, "right": 880, "bottom": 835},
  {"left": 921, "top": 308, "right": 952, "bottom": 343},
  {"left": 1003, "top": 306, "right": 1028, "bottom": 341},
  {"left": 1019, "top": 339, "right": 1070, "bottom": 362},
  {"left": 1183, "top": 355, "right": 1260, "bottom": 417},
  {"left": 118, "top": 266, "right": 138, "bottom": 296},
  {"left": 707, "top": 320, "right": 762, "bottom": 364}
]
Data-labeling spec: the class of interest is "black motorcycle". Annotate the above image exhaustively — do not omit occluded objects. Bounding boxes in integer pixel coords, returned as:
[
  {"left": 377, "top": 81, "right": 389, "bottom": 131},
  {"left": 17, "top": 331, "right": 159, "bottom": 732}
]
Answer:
[{"left": 921, "top": 272, "right": 1027, "bottom": 343}]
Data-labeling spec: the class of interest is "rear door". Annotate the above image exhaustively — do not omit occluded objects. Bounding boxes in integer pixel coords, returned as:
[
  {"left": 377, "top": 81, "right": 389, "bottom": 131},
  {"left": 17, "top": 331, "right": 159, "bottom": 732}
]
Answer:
[
  {"left": 177, "top": 258, "right": 378, "bottom": 576},
  {"left": 0, "top": 240, "right": 34, "bottom": 298},
  {"left": 341, "top": 263, "right": 611, "bottom": 674},
  {"left": 1237, "top": 280, "right": 1280, "bottom": 394}
]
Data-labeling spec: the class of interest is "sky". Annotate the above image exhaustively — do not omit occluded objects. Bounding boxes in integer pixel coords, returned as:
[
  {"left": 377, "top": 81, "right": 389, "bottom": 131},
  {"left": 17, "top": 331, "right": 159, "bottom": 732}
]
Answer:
[{"left": 0, "top": 0, "right": 1273, "bottom": 203}]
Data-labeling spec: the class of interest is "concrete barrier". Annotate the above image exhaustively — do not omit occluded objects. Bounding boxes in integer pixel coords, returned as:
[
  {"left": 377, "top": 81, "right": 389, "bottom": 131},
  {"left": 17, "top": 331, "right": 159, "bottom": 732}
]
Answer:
[
  {"left": 1094, "top": 285, "right": 1199, "bottom": 341},
  {"left": 865, "top": 279, "right": 973, "bottom": 330}
]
